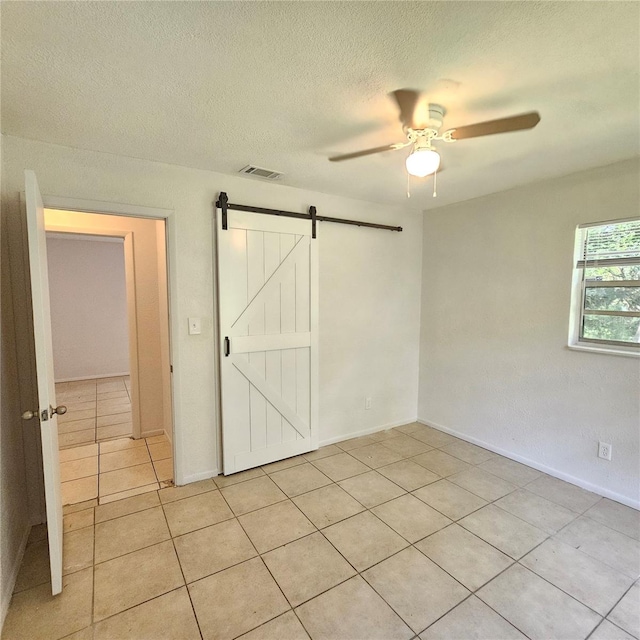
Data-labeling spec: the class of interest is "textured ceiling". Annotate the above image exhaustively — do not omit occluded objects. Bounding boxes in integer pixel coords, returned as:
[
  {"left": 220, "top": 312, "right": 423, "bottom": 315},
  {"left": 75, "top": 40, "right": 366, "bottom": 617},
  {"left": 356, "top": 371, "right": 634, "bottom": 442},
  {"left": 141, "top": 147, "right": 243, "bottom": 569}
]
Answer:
[{"left": 2, "top": 1, "right": 639, "bottom": 209}]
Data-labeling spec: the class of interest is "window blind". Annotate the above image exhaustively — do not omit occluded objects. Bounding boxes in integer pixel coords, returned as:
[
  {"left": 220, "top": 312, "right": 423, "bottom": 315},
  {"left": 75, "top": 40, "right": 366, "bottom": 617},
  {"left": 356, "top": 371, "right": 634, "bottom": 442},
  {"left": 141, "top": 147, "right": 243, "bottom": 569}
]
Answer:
[{"left": 576, "top": 219, "right": 640, "bottom": 268}]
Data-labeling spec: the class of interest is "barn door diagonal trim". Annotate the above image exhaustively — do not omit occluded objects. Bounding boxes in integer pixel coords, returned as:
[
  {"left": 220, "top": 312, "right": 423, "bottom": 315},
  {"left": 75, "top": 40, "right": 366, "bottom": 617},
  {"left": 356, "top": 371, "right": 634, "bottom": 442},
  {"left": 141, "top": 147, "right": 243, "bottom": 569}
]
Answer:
[
  {"left": 232, "top": 356, "right": 308, "bottom": 438},
  {"left": 230, "top": 235, "right": 308, "bottom": 331}
]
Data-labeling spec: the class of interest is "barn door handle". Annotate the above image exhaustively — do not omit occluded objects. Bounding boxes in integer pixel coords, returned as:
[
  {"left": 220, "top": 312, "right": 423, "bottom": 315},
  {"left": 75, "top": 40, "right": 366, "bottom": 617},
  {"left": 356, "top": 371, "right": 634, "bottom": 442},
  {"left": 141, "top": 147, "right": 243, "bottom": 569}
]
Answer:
[{"left": 224, "top": 336, "right": 230, "bottom": 357}]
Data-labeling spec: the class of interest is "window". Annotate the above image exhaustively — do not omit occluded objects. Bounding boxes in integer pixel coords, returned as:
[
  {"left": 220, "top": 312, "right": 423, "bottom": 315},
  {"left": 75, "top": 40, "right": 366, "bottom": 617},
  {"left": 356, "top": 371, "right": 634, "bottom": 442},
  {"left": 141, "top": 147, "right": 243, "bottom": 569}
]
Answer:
[{"left": 569, "top": 218, "right": 640, "bottom": 355}]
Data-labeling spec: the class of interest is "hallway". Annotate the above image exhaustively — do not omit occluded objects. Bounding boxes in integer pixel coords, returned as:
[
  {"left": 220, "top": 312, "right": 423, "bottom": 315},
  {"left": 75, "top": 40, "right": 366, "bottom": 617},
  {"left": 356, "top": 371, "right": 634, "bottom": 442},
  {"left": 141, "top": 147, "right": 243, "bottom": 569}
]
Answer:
[
  {"left": 60, "top": 434, "right": 173, "bottom": 506},
  {"left": 56, "top": 376, "right": 132, "bottom": 449}
]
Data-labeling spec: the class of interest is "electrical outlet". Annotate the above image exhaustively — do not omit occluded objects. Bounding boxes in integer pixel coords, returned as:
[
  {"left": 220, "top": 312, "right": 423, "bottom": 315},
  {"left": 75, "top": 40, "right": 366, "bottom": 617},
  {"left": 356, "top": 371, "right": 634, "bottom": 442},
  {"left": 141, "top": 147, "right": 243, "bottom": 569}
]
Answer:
[
  {"left": 365, "top": 397, "right": 372, "bottom": 410},
  {"left": 598, "top": 442, "right": 612, "bottom": 461}
]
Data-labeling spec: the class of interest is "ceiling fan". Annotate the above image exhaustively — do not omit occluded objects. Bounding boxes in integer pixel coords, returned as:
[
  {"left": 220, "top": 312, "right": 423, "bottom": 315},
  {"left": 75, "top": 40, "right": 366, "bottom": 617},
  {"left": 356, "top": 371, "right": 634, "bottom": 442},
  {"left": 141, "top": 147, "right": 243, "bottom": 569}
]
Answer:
[{"left": 329, "top": 89, "right": 541, "bottom": 180}]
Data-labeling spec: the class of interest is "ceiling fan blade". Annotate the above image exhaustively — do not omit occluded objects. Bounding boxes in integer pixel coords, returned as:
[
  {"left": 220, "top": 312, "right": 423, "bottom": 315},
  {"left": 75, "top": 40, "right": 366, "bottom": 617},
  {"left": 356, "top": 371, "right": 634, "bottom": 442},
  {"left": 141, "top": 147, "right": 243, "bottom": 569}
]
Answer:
[
  {"left": 329, "top": 142, "right": 408, "bottom": 162},
  {"left": 391, "top": 89, "right": 421, "bottom": 129},
  {"left": 449, "top": 111, "right": 541, "bottom": 140}
]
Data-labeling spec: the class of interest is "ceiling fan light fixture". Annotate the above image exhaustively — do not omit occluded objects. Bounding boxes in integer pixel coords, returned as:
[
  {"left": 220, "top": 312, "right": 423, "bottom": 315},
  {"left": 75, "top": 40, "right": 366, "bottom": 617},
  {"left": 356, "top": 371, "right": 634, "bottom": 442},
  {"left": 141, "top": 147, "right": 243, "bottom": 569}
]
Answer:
[{"left": 405, "top": 148, "right": 440, "bottom": 177}]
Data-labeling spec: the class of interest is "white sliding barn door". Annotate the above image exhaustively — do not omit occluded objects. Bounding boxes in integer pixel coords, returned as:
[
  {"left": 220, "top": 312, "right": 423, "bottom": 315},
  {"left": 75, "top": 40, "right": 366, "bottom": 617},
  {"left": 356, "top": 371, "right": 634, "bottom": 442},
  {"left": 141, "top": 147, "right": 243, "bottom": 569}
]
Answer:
[{"left": 217, "top": 210, "right": 318, "bottom": 474}]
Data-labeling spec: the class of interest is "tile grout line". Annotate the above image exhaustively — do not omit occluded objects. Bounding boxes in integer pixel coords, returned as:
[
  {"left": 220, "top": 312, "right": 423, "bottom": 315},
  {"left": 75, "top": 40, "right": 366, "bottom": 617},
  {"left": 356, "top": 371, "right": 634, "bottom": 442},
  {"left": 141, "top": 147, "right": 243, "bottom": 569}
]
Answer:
[
  {"left": 434, "top": 494, "right": 638, "bottom": 637},
  {"left": 91, "top": 482, "right": 97, "bottom": 630},
  {"left": 39, "top": 422, "right": 640, "bottom": 640},
  {"left": 98, "top": 483, "right": 159, "bottom": 506},
  {"left": 324, "top": 510, "right": 475, "bottom": 635},
  {"left": 145, "top": 438, "right": 160, "bottom": 485},
  {"left": 30, "top": 504, "right": 640, "bottom": 624},
  {"left": 585, "top": 578, "right": 639, "bottom": 639},
  {"left": 100, "top": 481, "right": 600, "bottom": 624},
  {"left": 202, "top": 483, "right": 293, "bottom": 638},
  {"left": 216, "top": 443, "right": 558, "bottom": 537},
  {"left": 243, "top": 478, "right": 514, "bottom": 637},
  {"left": 64, "top": 427, "right": 604, "bottom": 577},
  {"left": 262, "top": 447, "right": 626, "bottom": 638},
  {"left": 91, "top": 585, "right": 197, "bottom": 637},
  {"left": 157, "top": 493, "right": 205, "bottom": 640},
  {"left": 183, "top": 488, "right": 359, "bottom": 626},
  {"left": 507, "top": 556, "right": 609, "bottom": 630},
  {"left": 307, "top": 469, "right": 586, "bottom": 640},
  {"left": 201, "top": 464, "right": 516, "bottom": 638},
  {"left": 57, "top": 376, "right": 133, "bottom": 448},
  {"left": 238, "top": 493, "right": 430, "bottom": 639}
]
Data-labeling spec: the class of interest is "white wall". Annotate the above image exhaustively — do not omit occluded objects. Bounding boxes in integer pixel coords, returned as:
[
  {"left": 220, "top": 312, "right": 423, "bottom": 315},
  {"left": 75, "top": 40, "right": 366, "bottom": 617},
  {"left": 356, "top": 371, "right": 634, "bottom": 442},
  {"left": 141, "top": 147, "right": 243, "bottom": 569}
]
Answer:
[
  {"left": 2, "top": 134, "right": 423, "bottom": 486},
  {"left": 418, "top": 158, "right": 640, "bottom": 507},
  {"left": 46, "top": 235, "right": 129, "bottom": 381}
]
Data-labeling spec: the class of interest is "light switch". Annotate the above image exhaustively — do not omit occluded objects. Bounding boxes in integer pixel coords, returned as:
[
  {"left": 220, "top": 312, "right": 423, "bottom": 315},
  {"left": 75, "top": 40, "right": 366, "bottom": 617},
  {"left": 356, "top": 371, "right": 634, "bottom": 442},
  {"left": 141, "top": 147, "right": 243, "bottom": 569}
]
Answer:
[{"left": 188, "top": 317, "right": 201, "bottom": 335}]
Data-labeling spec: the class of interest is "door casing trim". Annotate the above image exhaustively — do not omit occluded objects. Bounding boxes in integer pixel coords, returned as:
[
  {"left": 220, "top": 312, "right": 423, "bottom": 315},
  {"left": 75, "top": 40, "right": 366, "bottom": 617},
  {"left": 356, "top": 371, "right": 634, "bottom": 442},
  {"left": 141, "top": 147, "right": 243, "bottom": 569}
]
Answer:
[{"left": 40, "top": 195, "right": 184, "bottom": 485}]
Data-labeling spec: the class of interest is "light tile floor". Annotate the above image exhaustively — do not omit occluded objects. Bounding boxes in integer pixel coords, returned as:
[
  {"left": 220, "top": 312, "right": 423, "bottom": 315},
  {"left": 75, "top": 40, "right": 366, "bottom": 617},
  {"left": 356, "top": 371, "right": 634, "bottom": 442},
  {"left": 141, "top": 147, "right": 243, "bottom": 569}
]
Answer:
[
  {"left": 60, "top": 434, "right": 173, "bottom": 506},
  {"left": 4, "top": 422, "right": 639, "bottom": 640},
  {"left": 56, "top": 376, "right": 133, "bottom": 449}
]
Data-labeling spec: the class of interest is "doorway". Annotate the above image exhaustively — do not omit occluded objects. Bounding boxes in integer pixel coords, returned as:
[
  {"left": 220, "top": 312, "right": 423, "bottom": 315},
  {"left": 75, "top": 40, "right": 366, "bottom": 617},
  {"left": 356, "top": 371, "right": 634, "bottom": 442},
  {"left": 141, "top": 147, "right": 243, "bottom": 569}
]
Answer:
[
  {"left": 44, "top": 208, "right": 174, "bottom": 506},
  {"left": 47, "top": 233, "right": 133, "bottom": 445}
]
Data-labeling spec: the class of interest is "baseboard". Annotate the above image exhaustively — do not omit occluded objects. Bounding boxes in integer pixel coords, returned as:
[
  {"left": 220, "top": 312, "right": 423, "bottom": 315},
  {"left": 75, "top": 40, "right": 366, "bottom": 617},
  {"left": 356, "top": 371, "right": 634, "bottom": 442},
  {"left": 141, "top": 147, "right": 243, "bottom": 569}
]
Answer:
[
  {"left": 178, "top": 418, "right": 415, "bottom": 488},
  {"left": 140, "top": 429, "right": 164, "bottom": 439},
  {"left": 55, "top": 372, "right": 130, "bottom": 383},
  {"left": 418, "top": 417, "right": 640, "bottom": 511},
  {"left": 318, "top": 417, "right": 418, "bottom": 448},
  {"left": 1, "top": 523, "right": 31, "bottom": 631},
  {"left": 180, "top": 468, "right": 219, "bottom": 486}
]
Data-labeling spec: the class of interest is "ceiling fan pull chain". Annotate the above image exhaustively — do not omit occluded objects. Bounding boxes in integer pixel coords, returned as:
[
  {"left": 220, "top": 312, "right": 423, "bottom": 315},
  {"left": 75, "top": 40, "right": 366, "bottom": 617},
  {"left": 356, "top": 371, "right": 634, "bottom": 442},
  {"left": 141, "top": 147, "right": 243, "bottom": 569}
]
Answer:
[
  {"left": 407, "top": 172, "right": 411, "bottom": 199},
  {"left": 432, "top": 169, "right": 438, "bottom": 198}
]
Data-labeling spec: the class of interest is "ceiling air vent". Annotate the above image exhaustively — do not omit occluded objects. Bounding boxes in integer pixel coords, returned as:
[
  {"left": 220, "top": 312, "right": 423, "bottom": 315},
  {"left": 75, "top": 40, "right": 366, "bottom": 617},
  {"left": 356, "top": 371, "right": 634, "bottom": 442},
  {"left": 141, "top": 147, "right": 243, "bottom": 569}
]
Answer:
[{"left": 239, "top": 165, "right": 283, "bottom": 180}]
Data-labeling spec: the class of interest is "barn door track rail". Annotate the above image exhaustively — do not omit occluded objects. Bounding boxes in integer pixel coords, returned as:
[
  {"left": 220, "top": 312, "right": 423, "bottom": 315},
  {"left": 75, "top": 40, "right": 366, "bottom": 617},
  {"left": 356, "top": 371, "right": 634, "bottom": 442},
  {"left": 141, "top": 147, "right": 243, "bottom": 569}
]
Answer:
[{"left": 216, "top": 192, "right": 402, "bottom": 238}]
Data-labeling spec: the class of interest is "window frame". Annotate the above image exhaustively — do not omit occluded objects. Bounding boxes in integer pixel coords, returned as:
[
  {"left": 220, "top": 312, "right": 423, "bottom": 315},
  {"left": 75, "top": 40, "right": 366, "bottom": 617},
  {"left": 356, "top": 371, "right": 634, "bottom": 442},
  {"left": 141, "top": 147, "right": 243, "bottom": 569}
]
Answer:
[{"left": 568, "top": 217, "right": 640, "bottom": 358}]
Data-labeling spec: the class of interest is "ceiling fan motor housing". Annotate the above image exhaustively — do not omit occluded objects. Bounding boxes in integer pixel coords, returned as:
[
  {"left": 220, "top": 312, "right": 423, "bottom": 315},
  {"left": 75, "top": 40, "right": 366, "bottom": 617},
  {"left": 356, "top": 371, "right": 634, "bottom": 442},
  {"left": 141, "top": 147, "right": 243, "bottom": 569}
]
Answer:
[
  {"left": 406, "top": 104, "right": 447, "bottom": 149},
  {"left": 426, "top": 104, "right": 446, "bottom": 132}
]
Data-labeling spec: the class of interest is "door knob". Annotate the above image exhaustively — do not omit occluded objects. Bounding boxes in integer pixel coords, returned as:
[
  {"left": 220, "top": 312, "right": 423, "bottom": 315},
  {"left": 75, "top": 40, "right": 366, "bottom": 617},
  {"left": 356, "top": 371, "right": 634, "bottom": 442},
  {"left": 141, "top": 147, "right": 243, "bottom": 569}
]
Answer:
[
  {"left": 50, "top": 405, "right": 67, "bottom": 416},
  {"left": 22, "top": 410, "right": 37, "bottom": 420}
]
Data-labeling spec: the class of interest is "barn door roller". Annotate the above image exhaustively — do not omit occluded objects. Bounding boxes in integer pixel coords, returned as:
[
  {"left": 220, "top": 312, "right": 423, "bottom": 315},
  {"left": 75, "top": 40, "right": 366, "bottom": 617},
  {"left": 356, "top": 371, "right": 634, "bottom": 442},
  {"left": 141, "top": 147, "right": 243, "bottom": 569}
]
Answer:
[{"left": 215, "top": 192, "right": 402, "bottom": 236}]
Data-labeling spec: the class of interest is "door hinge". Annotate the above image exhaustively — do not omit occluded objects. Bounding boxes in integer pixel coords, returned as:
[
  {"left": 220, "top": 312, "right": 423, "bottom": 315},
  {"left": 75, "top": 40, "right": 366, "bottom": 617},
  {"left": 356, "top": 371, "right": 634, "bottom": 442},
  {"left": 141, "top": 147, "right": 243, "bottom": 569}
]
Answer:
[
  {"left": 224, "top": 336, "right": 230, "bottom": 357},
  {"left": 170, "top": 364, "right": 173, "bottom": 373}
]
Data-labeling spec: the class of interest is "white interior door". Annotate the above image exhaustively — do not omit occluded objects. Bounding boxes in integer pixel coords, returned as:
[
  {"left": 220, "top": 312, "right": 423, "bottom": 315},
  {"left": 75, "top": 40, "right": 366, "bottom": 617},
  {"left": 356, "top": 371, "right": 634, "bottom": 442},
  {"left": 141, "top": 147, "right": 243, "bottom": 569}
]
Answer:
[
  {"left": 217, "top": 210, "right": 318, "bottom": 474},
  {"left": 24, "top": 170, "right": 64, "bottom": 595}
]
